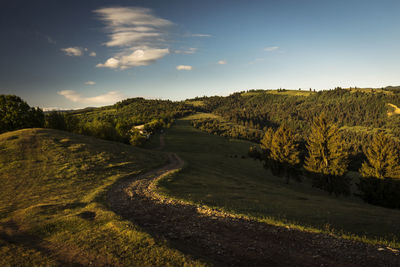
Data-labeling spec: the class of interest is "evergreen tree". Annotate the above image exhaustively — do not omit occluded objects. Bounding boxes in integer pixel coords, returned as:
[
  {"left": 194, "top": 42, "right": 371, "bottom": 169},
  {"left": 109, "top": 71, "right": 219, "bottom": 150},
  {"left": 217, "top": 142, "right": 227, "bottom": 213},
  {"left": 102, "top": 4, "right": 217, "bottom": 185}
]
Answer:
[
  {"left": 304, "top": 113, "right": 348, "bottom": 176},
  {"left": 260, "top": 127, "right": 274, "bottom": 157},
  {"left": 357, "top": 132, "right": 400, "bottom": 208},
  {"left": 304, "top": 113, "right": 350, "bottom": 195},
  {"left": 359, "top": 132, "right": 400, "bottom": 179},
  {"left": 269, "top": 125, "right": 300, "bottom": 183}
]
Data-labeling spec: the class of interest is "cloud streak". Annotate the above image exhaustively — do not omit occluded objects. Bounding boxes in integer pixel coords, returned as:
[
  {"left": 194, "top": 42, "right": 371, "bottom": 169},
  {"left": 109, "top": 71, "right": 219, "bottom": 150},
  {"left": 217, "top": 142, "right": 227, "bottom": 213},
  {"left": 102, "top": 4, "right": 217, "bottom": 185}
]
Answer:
[
  {"left": 58, "top": 90, "right": 124, "bottom": 105},
  {"left": 174, "top": 47, "right": 197, "bottom": 55},
  {"left": 264, "top": 46, "right": 279, "bottom": 52},
  {"left": 191, "top": 33, "right": 211, "bottom": 37},
  {"left": 176, "top": 65, "right": 192, "bottom": 71},
  {"left": 85, "top": 81, "right": 96, "bottom": 85},
  {"left": 218, "top": 60, "right": 227, "bottom": 65},
  {"left": 94, "top": 7, "right": 173, "bottom": 69}
]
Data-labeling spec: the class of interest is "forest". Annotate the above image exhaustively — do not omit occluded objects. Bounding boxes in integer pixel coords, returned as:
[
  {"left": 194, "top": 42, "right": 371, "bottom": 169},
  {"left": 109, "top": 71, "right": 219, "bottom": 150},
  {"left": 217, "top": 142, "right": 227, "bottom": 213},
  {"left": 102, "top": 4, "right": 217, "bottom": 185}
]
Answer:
[{"left": 189, "top": 88, "right": 400, "bottom": 208}]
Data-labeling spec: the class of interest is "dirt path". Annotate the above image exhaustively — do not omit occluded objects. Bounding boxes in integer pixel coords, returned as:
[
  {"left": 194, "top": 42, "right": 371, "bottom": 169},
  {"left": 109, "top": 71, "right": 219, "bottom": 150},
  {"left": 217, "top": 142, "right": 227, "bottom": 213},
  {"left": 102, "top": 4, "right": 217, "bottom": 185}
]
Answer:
[{"left": 107, "top": 136, "right": 400, "bottom": 266}]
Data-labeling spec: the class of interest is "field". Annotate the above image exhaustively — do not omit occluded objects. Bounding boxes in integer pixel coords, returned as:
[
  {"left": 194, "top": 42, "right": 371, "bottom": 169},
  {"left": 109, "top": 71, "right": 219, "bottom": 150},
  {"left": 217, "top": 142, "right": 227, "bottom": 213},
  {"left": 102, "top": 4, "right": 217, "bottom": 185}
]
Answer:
[
  {"left": 156, "top": 116, "right": 400, "bottom": 247},
  {"left": 0, "top": 128, "right": 203, "bottom": 266}
]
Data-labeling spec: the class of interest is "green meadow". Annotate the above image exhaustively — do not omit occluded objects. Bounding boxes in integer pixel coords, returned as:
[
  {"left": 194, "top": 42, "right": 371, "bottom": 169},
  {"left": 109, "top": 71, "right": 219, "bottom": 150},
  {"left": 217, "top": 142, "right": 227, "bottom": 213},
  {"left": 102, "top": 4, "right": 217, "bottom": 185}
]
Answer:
[{"left": 157, "top": 116, "right": 400, "bottom": 248}]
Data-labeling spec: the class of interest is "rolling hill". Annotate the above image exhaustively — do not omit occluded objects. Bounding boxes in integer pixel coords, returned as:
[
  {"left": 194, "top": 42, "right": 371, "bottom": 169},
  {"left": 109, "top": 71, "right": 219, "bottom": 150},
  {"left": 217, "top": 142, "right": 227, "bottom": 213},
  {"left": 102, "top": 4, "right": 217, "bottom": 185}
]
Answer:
[{"left": 0, "top": 128, "right": 203, "bottom": 266}]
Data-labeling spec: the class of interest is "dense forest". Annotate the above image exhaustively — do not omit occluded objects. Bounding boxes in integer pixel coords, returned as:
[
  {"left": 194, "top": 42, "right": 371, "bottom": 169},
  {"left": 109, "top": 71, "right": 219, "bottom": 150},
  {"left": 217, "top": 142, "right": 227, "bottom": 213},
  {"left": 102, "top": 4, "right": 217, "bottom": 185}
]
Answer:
[
  {"left": 191, "top": 88, "right": 400, "bottom": 161},
  {"left": 189, "top": 88, "right": 400, "bottom": 208}
]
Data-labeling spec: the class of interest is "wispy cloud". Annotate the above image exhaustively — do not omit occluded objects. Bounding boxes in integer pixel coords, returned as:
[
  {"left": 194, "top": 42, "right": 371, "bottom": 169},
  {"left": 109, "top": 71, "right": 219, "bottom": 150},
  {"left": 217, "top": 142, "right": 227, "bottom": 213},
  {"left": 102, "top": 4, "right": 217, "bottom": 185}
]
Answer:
[
  {"left": 174, "top": 47, "right": 197, "bottom": 55},
  {"left": 264, "top": 46, "right": 279, "bottom": 52},
  {"left": 89, "top": 52, "right": 97, "bottom": 57},
  {"left": 176, "top": 65, "right": 192, "bottom": 71},
  {"left": 247, "top": 58, "right": 265, "bottom": 66},
  {"left": 191, "top": 33, "right": 212, "bottom": 37},
  {"left": 217, "top": 60, "right": 227, "bottom": 65},
  {"left": 61, "top": 47, "right": 84, "bottom": 56},
  {"left": 85, "top": 81, "right": 96, "bottom": 85},
  {"left": 58, "top": 90, "right": 124, "bottom": 105},
  {"left": 94, "top": 7, "right": 173, "bottom": 69}
]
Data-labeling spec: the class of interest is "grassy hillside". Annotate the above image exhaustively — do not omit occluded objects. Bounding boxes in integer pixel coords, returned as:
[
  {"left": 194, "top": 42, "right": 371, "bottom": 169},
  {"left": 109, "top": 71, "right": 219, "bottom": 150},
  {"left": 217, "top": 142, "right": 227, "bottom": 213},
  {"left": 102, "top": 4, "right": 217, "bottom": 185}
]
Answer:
[
  {"left": 157, "top": 117, "right": 400, "bottom": 248},
  {"left": 0, "top": 128, "right": 203, "bottom": 266}
]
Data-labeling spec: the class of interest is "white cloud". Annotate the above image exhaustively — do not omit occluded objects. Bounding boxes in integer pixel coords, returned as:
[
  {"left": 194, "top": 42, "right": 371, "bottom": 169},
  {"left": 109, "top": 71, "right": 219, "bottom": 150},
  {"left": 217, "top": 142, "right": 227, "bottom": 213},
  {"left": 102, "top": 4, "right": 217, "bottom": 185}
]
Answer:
[
  {"left": 176, "top": 65, "right": 192, "bottom": 71},
  {"left": 94, "top": 7, "right": 172, "bottom": 47},
  {"left": 264, "top": 46, "right": 279, "bottom": 52},
  {"left": 85, "top": 81, "right": 96, "bottom": 85},
  {"left": 89, "top": 52, "right": 97, "bottom": 57},
  {"left": 218, "top": 60, "right": 227, "bottom": 65},
  {"left": 58, "top": 90, "right": 124, "bottom": 105},
  {"left": 174, "top": 47, "right": 197, "bottom": 54},
  {"left": 97, "top": 48, "right": 169, "bottom": 69},
  {"left": 192, "top": 33, "right": 211, "bottom": 37},
  {"left": 61, "top": 47, "right": 84, "bottom": 56},
  {"left": 42, "top": 107, "right": 62, "bottom": 111},
  {"left": 94, "top": 7, "right": 174, "bottom": 69}
]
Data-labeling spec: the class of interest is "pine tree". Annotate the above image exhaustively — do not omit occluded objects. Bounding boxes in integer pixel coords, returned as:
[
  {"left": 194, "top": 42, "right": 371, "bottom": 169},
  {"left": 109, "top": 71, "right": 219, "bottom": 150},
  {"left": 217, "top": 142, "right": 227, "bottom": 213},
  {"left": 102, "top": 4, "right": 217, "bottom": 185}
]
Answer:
[
  {"left": 260, "top": 127, "right": 274, "bottom": 157},
  {"left": 358, "top": 132, "right": 400, "bottom": 208},
  {"left": 304, "top": 113, "right": 349, "bottom": 195},
  {"left": 359, "top": 132, "right": 400, "bottom": 179},
  {"left": 304, "top": 113, "right": 348, "bottom": 176},
  {"left": 270, "top": 125, "right": 300, "bottom": 183},
  {"left": 270, "top": 126, "right": 300, "bottom": 166}
]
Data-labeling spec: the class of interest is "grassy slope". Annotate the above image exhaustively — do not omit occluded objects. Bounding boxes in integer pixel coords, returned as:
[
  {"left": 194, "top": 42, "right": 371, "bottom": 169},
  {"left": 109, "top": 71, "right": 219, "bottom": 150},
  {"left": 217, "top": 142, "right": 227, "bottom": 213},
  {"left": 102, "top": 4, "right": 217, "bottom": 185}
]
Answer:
[
  {"left": 0, "top": 128, "right": 203, "bottom": 266},
  {"left": 157, "top": 116, "right": 400, "bottom": 247}
]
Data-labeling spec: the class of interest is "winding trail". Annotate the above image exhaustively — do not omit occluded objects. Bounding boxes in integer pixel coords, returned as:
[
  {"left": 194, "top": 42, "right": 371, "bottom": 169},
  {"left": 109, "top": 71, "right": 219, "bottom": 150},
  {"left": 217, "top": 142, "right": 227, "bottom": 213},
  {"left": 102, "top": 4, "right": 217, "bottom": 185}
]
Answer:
[{"left": 107, "top": 135, "right": 400, "bottom": 266}]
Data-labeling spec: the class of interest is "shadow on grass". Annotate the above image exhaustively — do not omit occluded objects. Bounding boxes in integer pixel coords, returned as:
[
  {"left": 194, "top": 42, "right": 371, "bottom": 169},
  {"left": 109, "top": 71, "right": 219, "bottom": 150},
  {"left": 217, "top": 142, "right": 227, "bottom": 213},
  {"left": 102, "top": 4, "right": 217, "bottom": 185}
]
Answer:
[{"left": 0, "top": 220, "right": 83, "bottom": 266}]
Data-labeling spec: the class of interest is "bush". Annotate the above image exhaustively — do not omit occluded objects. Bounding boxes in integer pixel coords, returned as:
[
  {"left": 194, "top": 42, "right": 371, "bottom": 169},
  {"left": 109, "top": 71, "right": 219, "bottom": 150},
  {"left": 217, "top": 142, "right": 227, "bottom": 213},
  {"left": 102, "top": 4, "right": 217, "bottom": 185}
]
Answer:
[{"left": 0, "top": 95, "right": 44, "bottom": 133}]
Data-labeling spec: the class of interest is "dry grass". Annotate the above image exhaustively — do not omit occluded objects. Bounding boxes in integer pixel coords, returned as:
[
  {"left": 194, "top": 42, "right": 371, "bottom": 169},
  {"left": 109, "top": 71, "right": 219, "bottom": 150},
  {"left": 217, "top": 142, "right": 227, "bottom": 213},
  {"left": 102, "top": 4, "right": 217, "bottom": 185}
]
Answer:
[{"left": 0, "top": 128, "right": 204, "bottom": 266}]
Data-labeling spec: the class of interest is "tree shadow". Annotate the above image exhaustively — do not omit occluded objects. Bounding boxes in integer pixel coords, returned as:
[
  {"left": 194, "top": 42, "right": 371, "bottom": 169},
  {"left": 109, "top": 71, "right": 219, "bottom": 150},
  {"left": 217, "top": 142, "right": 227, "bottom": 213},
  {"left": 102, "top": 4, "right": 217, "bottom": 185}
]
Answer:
[
  {"left": 0, "top": 220, "right": 83, "bottom": 266},
  {"left": 357, "top": 177, "right": 400, "bottom": 209}
]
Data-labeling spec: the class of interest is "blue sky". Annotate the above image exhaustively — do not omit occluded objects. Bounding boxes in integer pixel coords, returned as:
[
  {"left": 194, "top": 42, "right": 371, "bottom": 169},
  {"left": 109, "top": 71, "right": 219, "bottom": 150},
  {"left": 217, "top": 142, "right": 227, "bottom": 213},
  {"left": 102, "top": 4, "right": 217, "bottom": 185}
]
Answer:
[{"left": 1, "top": 0, "right": 400, "bottom": 109}]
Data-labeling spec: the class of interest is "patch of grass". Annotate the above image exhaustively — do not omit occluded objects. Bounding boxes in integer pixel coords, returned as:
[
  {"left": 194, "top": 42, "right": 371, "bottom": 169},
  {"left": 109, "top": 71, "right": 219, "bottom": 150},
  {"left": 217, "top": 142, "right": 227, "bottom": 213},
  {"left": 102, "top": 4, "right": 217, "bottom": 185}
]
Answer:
[
  {"left": 185, "top": 100, "right": 205, "bottom": 107},
  {"left": 0, "top": 128, "right": 204, "bottom": 266},
  {"left": 157, "top": 119, "right": 400, "bottom": 248},
  {"left": 241, "top": 89, "right": 314, "bottom": 97}
]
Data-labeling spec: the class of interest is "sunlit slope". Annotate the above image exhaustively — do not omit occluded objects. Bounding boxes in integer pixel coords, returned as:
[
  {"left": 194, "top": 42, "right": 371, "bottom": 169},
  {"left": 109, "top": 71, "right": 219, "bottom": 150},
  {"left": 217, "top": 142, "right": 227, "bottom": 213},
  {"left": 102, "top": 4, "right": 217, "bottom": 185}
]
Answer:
[{"left": 0, "top": 128, "right": 203, "bottom": 266}]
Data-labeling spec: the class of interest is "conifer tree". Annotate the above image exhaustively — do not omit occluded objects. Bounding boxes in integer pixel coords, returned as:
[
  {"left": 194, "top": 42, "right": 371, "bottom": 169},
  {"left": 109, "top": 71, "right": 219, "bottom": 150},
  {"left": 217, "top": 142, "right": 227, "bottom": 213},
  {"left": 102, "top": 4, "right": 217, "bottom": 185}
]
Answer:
[
  {"left": 358, "top": 132, "right": 400, "bottom": 208},
  {"left": 359, "top": 132, "right": 400, "bottom": 179},
  {"left": 270, "top": 126, "right": 300, "bottom": 166},
  {"left": 304, "top": 113, "right": 349, "bottom": 195},
  {"left": 270, "top": 125, "right": 300, "bottom": 183},
  {"left": 260, "top": 127, "right": 274, "bottom": 157},
  {"left": 304, "top": 113, "right": 348, "bottom": 176}
]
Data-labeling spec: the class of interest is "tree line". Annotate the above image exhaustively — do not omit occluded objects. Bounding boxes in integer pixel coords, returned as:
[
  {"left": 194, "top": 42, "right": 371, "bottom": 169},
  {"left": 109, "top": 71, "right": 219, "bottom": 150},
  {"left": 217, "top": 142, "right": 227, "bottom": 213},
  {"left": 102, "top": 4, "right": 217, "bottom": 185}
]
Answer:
[
  {"left": 0, "top": 95, "right": 195, "bottom": 146},
  {"left": 248, "top": 113, "right": 400, "bottom": 209}
]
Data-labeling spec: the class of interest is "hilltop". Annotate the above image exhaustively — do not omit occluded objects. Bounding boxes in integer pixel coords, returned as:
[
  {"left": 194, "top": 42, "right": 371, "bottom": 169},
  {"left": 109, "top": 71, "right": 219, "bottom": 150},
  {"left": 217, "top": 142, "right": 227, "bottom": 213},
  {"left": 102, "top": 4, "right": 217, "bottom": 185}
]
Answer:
[{"left": 0, "top": 128, "right": 203, "bottom": 266}]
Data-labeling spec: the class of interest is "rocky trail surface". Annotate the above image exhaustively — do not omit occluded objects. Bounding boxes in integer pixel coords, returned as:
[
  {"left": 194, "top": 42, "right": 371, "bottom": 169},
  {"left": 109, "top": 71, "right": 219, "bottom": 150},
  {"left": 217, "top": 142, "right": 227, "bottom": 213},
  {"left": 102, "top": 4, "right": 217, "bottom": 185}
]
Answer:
[{"left": 107, "top": 135, "right": 400, "bottom": 266}]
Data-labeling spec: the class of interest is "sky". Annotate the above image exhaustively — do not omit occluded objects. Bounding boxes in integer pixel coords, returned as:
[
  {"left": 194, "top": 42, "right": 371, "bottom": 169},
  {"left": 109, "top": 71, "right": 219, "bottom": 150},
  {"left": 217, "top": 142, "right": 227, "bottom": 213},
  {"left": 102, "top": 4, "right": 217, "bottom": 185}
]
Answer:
[{"left": 1, "top": 0, "right": 400, "bottom": 109}]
